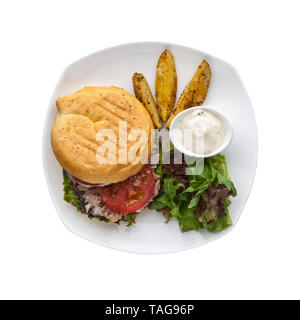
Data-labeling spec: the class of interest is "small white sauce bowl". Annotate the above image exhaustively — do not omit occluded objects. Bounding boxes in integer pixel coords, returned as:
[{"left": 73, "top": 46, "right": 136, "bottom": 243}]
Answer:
[{"left": 169, "top": 106, "right": 233, "bottom": 158}]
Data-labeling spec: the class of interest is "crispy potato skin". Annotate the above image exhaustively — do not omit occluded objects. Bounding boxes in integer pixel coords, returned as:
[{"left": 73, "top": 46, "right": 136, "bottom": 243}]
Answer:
[
  {"left": 155, "top": 49, "right": 177, "bottom": 121},
  {"left": 166, "top": 60, "right": 211, "bottom": 128},
  {"left": 132, "top": 73, "right": 162, "bottom": 129}
]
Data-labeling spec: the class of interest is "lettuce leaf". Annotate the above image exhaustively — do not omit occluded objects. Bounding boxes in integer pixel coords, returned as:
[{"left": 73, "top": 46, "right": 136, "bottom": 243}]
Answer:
[
  {"left": 206, "top": 199, "right": 232, "bottom": 231},
  {"left": 63, "top": 170, "right": 83, "bottom": 212},
  {"left": 126, "top": 212, "right": 137, "bottom": 227},
  {"left": 179, "top": 205, "right": 203, "bottom": 231}
]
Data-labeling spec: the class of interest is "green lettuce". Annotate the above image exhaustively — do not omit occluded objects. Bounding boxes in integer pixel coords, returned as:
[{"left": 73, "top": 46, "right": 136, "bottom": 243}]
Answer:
[
  {"left": 126, "top": 212, "right": 137, "bottom": 227},
  {"left": 63, "top": 170, "right": 83, "bottom": 212}
]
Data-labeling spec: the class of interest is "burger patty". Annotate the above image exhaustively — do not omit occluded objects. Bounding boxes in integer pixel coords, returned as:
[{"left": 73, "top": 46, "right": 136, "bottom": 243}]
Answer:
[{"left": 65, "top": 169, "right": 160, "bottom": 223}]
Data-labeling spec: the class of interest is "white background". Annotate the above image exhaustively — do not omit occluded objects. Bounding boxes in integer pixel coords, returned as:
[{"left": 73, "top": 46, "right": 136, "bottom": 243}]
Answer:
[{"left": 0, "top": 0, "right": 299, "bottom": 299}]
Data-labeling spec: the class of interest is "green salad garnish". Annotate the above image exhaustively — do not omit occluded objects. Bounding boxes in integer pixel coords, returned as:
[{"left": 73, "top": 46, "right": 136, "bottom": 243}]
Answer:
[{"left": 151, "top": 152, "right": 236, "bottom": 232}]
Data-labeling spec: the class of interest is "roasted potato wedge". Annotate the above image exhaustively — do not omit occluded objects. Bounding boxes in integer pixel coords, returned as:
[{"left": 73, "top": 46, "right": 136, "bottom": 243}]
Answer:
[
  {"left": 132, "top": 73, "right": 161, "bottom": 129},
  {"left": 166, "top": 60, "right": 211, "bottom": 128},
  {"left": 155, "top": 49, "right": 177, "bottom": 121}
]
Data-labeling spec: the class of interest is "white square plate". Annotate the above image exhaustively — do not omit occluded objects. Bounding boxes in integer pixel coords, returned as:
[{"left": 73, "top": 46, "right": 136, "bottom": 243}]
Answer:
[{"left": 43, "top": 42, "right": 257, "bottom": 254}]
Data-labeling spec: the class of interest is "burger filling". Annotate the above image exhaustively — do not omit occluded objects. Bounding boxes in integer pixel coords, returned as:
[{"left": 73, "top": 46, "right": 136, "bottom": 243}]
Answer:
[{"left": 63, "top": 165, "right": 160, "bottom": 224}]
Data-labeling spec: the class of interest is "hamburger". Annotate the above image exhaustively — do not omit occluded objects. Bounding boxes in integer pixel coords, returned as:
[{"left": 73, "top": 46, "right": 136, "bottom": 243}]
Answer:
[{"left": 51, "top": 86, "right": 160, "bottom": 224}]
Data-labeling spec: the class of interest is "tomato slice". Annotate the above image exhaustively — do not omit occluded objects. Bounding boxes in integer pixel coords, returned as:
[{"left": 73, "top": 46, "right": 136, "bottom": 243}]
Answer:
[
  {"left": 98, "top": 165, "right": 155, "bottom": 213},
  {"left": 72, "top": 176, "right": 108, "bottom": 188}
]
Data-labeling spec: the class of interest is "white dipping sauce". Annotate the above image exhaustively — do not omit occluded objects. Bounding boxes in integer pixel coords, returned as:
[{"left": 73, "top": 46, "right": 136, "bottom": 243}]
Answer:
[{"left": 179, "top": 109, "right": 225, "bottom": 155}]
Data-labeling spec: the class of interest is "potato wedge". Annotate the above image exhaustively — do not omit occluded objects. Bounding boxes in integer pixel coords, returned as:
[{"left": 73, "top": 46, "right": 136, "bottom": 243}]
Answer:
[
  {"left": 132, "top": 73, "right": 161, "bottom": 129},
  {"left": 155, "top": 49, "right": 177, "bottom": 121},
  {"left": 166, "top": 60, "right": 211, "bottom": 128}
]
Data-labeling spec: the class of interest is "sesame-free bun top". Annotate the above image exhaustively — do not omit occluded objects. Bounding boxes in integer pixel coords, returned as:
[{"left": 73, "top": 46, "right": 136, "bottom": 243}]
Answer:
[{"left": 51, "top": 86, "right": 153, "bottom": 184}]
